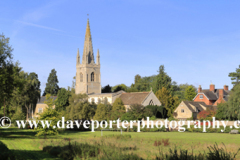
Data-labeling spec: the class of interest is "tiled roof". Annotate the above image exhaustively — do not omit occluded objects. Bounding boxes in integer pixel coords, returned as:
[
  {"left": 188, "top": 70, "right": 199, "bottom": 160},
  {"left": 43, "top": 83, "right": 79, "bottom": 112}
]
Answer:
[
  {"left": 200, "top": 89, "right": 230, "bottom": 101},
  {"left": 88, "top": 90, "right": 125, "bottom": 97},
  {"left": 183, "top": 101, "right": 206, "bottom": 112},
  {"left": 37, "top": 96, "right": 58, "bottom": 104},
  {"left": 183, "top": 101, "right": 216, "bottom": 113},
  {"left": 119, "top": 92, "right": 150, "bottom": 105}
]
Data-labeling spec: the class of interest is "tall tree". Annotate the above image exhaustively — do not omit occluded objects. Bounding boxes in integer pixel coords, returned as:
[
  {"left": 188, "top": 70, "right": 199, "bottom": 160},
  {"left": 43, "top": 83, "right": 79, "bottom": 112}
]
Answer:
[
  {"left": 0, "top": 33, "right": 15, "bottom": 117},
  {"left": 102, "top": 84, "right": 112, "bottom": 93},
  {"left": 229, "top": 65, "right": 240, "bottom": 86},
  {"left": 155, "top": 87, "right": 179, "bottom": 117},
  {"left": 134, "top": 74, "right": 141, "bottom": 84},
  {"left": 184, "top": 85, "right": 197, "bottom": 101},
  {"left": 44, "top": 69, "right": 59, "bottom": 96},
  {"left": 154, "top": 65, "right": 172, "bottom": 94},
  {"left": 55, "top": 88, "right": 71, "bottom": 111}
]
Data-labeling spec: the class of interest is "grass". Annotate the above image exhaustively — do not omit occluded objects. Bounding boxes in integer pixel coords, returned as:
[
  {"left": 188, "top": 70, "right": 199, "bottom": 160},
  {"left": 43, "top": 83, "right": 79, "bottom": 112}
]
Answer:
[{"left": 1, "top": 127, "right": 240, "bottom": 159}]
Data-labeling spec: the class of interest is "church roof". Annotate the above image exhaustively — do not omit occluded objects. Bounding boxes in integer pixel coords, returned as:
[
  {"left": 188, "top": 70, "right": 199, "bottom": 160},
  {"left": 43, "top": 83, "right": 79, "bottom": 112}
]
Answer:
[
  {"left": 119, "top": 92, "right": 150, "bottom": 105},
  {"left": 37, "top": 96, "right": 57, "bottom": 104}
]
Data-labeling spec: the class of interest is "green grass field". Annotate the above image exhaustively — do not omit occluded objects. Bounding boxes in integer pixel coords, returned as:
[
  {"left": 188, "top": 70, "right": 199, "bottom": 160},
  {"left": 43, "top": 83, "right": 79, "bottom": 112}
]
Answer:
[{"left": 1, "top": 128, "right": 240, "bottom": 159}]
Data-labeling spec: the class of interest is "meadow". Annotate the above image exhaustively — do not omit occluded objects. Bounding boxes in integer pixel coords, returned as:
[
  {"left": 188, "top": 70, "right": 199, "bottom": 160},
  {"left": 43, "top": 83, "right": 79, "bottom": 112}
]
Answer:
[{"left": 1, "top": 128, "right": 240, "bottom": 159}]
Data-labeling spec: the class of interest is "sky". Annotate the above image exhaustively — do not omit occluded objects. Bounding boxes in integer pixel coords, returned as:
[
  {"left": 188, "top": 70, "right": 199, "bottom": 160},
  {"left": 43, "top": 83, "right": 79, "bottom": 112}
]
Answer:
[{"left": 1, "top": 0, "right": 240, "bottom": 94}]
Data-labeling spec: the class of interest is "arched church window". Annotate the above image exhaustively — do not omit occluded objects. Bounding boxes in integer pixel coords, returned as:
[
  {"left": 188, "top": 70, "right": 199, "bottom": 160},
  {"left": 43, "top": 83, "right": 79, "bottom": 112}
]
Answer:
[
  {"left": 91, "top": 72, "right": 94, "bottom": 81},
  {"left": 80, "top": 73, "right": 83, "bottom": 82},
  {"left": 87, "top": 74, "right": 88, "bottom": 82},
  {"left": 149, "top": 100, "right": 154, "bottom": 105}
]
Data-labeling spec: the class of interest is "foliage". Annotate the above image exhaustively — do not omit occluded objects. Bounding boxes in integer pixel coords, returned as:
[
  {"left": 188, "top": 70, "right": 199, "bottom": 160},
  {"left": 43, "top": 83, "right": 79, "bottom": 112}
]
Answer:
[
  {"left": 109, "top": 98, "right": 125, "bottom": 120},
  {"left": 228, "top": 65, "right": 240, "bottom": 86},
  {"left": 102, "top": 84, "right": 112, "bottom": 93},
  {"left": 216, "top": 83, "right": 240, "bottom": 120},
  {"left": 0, "top": 33, "right": 16, "bottom": 117},
  {"left": 121, "top": 112, "right": 136, "bottom": 121},
  {"left": 128, "top": 104, "right": 145, "bottom": 120},
  {"left": 35, "top": 94, "right": 59, "bottom": 136},
  {"left": 67, "top": 92, "right": 95, "bottom": 120},
  {"left": 43, "top": 69, "right": 60, "bottom": 96},
  {"left": 184, "top": 85, "right": 197, "bottom": 101},
  {"left": 55, "top": 88, "right": 71, "bottom": 111},
  {"left": 11, "top": 107, "right": 25, "bottom": 126},
  {"left": 145, "top": 105, "right": 167, "bottom": 118},
  {"left": 112, "top": 84, "right": 128, "bottom": 92},
  {"left": 154, "top": 65, "right": 173, "bottom": 94},
  {"left": 155, "top": 87, "right": 180, "bottom": 117},
  {"left": 197, "top": 109, "right": 216, "bottom": 121},
  {"left": 94, "top": 103, "right": 110, "bottom": 121}
]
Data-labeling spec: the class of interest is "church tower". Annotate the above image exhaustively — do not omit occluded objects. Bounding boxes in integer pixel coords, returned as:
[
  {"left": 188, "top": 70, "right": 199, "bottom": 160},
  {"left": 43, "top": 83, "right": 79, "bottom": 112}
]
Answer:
[{"left": 75, "top": 19, "right": 101, "bottom": 94}]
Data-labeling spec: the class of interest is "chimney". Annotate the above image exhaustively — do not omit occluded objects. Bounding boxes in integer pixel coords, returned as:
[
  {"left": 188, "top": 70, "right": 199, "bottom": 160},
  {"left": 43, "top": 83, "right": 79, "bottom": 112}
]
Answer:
[
  {"left": 219, "top": 89, "right": 224, "bottom": 99},
  {"left": 224, "top": 85, "right": 228, "bottom": 91},
  {"left": 210, "top": 84, "right": 215, "bottom": 91},
  {"left": 198, "top": 85, "right": 202, "bottom": 93}
]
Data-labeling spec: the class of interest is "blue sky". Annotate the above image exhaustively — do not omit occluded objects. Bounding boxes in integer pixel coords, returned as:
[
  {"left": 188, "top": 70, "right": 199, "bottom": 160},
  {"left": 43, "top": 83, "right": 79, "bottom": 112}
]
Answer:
[{"left": 1, "top": 0, "right": 240, "bottom": 93}]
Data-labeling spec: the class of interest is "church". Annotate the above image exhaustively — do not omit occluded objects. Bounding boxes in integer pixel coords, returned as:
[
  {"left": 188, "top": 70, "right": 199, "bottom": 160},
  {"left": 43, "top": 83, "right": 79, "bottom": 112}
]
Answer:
[
  {"left": 31, "top": 19, "right": 161, "bottom": 119},
  {"left": 75, "top": 19, "right": 161, "bottom": 110}
]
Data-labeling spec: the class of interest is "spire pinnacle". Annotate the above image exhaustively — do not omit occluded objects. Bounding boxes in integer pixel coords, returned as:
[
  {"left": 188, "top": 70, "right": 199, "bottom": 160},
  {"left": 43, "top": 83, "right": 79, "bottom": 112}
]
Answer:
[
  {"left": 97, "top": 49, "right": 100, "bottom": 65},
  {"left": 82, "top": 19, "right": 94, "bottom": 64},
  {"left": 76, "top": 48, "right": 80, "bottom": 64}
]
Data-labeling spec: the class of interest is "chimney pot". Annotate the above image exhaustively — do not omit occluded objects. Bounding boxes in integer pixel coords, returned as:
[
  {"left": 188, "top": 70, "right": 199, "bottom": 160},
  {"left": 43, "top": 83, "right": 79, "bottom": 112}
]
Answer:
[
  {"left": 198, "top": 85, "right": 202, "bottom": 93},
  {"left": 210, "top": 84, "right": 215, "bottom": 91},
  {"left": 224, "top": 85, "right": 228, "bottom": 91}
]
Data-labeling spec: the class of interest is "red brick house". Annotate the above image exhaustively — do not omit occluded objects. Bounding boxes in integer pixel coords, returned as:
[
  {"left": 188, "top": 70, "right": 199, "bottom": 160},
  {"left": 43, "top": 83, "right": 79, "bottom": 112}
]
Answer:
[{"left": 193, "top": 84, "right": 230, "bottom": 106}]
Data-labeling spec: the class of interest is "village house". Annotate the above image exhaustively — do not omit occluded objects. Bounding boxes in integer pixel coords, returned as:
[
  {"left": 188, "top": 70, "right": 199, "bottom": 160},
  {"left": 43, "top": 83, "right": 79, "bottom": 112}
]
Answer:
[
  {"left": 173, "top": 101, "right": 216, "bottom": 120},
  {"left": 193, "top": 84, "right": 230, "bottom": 106}
]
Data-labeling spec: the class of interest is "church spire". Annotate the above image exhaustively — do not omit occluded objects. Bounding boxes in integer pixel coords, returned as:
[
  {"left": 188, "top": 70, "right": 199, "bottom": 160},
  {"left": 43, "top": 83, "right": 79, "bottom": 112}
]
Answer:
[
  {"left": 76, "top": 48, "right": 80, "bottom": 64},
  {"left": 97, "top": 49, "right": 100, "bottom": 65},
  {"left": 82, "top": 19, "right": 95, "bottom": 64}
]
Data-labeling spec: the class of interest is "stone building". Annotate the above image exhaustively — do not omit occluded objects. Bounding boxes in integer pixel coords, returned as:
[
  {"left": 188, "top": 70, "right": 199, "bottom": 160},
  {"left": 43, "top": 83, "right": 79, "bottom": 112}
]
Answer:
[
  {"left": 75, "top": 19, "right": 101, "bottom": 94},
  {"left": 33, "top": 19, "right": 161, "bottom": 118}
]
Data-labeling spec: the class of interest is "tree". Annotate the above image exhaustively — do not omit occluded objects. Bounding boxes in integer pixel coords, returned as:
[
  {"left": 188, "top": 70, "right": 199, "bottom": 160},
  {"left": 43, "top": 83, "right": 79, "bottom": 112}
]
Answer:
[
  {"left": 93, "top": 103, "right": 109, "bottom": 121},
  {"left": 229, "top": 65, "right": 240, "bottom": 86},
  {"left": 144, "top": 105, "right": 167, "bottom": 118},
  {"left": 67, "top": 93, "right": 95, "bottom": 120},
  {"left": 128, "top": 104, "right": 145, "bottom": 120},
  {"left": 55, "top": 88, "right": 71, "bottom": 111},
  {"left": 0, "top": 34, "right": 15, "bottom": 118},
  {"left": 225, "top": 83, "right": 240, "bottom": 120},
  {"left": 102, "top": 84, "right": 112, "bottom": 93},
  {"left": 155, "top": 87, "right": 179, "bottom": 117},
  {"left": 112, "top": 84, "right": 128, "bottom": 92},
  {"left": 110, "top": 98, "right": 125, "bottom": 119},
  {"left": 134, "top": 74, "right": 141, "bottom": 84},
  {"left": 36, "top": 94, "right": 59, "bottom": 136},
  {"left": 154, "top": 65, "right": 172, "bottom": 94},
  {"left": 44, "top": 69, "right": 59, "bottom": 96},
  {"left": 184, "top": 86, "right": 197, "bottom": 101}
]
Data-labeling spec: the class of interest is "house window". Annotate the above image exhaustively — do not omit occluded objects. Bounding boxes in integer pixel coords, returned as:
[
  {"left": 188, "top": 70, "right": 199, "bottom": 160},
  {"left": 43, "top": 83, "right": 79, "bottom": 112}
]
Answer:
[
  {"left": 149, "top": 100, "right": 154, "bottom": 105},
  {"left": 38, "top": 108, "right": 43, "bottom": 114},
  {"left": 91, "top": 72, "right": 94, "bottom": 81},
  {"left": 80, "top": 73, "right": 83, "bottom": 82},
  {"left": 200, "top": 95, "right": 203, "bottom": 99},
  {"left": 181, "top": 109, "right": 184, "bottom": 113}
]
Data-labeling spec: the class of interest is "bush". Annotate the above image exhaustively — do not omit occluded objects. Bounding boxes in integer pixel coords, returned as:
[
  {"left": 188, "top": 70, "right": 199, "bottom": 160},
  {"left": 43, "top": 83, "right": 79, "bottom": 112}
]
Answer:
[
  {"left": 150, "top": 116, "right": 157, "bottom": 120},
  {"left": 121, "top": 112, "right": 136, "bottom": 122}
]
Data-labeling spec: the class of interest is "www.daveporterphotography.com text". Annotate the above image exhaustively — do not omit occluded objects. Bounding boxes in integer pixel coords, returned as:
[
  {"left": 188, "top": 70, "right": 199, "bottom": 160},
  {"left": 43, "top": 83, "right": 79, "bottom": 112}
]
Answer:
[{"left": 13, "top": 117, "right": 240, "bottom": 133}]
